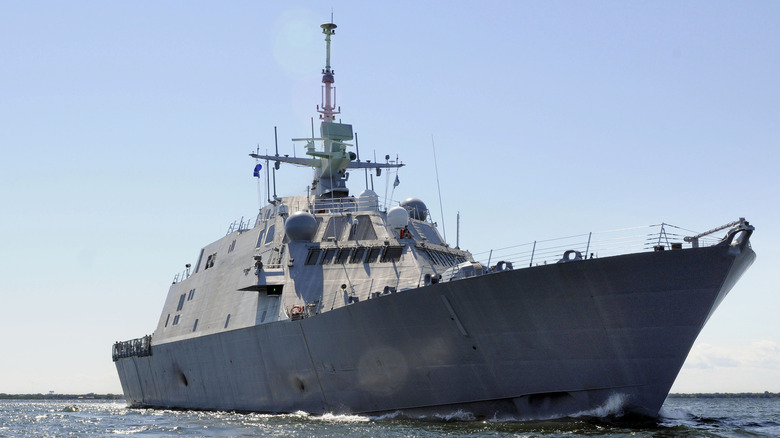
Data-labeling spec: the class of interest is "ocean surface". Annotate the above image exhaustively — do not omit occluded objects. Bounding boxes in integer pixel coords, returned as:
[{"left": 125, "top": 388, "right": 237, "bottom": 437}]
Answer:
[{"left": 1, "top": 397, "right": 778, "bottom": 437}]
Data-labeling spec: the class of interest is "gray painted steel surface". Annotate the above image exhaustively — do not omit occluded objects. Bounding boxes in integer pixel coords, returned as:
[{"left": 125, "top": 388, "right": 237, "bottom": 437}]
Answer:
[{"left": 116, "top": 239, "right": 754, "bottom": 418}]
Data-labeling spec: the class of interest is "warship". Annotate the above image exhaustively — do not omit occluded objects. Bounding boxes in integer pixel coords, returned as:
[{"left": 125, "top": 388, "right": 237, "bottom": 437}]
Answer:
[{"left": 113, "top": 21, "right": 756, "bottom": 420}]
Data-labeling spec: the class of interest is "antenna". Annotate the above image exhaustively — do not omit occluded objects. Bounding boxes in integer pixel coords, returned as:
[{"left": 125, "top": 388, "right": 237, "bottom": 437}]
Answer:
[
  {"left": 272, "top": 127, "right": 279, "bottom": 201},
  {"left": 274, "top": 126, "right": 279, "bottom": 157},
  {"left": 432, "top": 135, "right": 446, "bottom": 242},
  {"left": 272, "top": 165, "right": 278, "bottom": 201},
  {"left": 383, "top": 154, "right": 390, "bottom": 210},
  {"left": 255, "top": 144, "right": 263, "bottom": 210},
  {"left": 371, "top": 151, "right": 377, "bottom": 192},
  {"left": 456, "top": 211, "right": 460, "bottom": 249},
  {"left": 354, "top": 131, "right": 361, "bottom": 161},
  {"left": 356, "top": 132, "right": 369, "bottom": 190},
  {"left": 265, "top": 158, "right": 271, "bottom": 204},
  {"left": 318, "top": 21, "right": 340, "bottom": 122}
]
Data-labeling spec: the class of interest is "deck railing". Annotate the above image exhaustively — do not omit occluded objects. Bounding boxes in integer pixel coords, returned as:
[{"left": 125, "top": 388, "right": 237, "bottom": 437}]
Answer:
[
  {"left": 226, "top": 216, "right": 257, "bottom": 235},
  {"left": 112, "top": 335, "right": 152, "bottom": 362},
  {"left": 473, "top": 222, "right": 733, "bottom": 270}
]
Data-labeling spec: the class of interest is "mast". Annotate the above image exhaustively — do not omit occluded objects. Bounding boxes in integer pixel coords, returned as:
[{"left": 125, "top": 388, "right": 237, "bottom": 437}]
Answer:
[
  {"left": 249, "top": 21, "right": 403, "bottom": 199},
  {"left": 317, "top": 22, "right": 340, "bottom": 123},
  {"left": 312, "top": 20, "right": 350, "bottom": 198}
]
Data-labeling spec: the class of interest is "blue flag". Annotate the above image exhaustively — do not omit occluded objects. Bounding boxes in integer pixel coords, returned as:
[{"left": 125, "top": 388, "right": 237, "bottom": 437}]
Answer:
[
  {"left": 393, "top": 175, "right": 400, "bottom": 188},
  {"left": 253, "top": 163, "right": 262, "bottom": 177}
]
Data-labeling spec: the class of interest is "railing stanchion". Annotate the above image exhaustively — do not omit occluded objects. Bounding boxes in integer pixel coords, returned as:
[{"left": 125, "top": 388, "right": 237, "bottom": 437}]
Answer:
[{"left": 585, "top": 232, "right": 592, "bottom": 259}]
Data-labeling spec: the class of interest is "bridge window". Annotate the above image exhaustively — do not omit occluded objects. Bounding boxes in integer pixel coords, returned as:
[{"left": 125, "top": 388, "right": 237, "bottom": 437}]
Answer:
[
  {"left": 366, "top": 247, "right": 382, "bottom": 263},
  {"left": 177, "top": 294, "right": 186, "bottom": 311},
  {"left": 382, "top": 246, "right": 404, "bottom": 263},
  {"left": 305, "top": 249, "right": 322, "bottom": 265},
  {"left": 350, "top": 247, "right": 367, "bottom": 263},
  {"left": 336, "top": 248, "right": 351, "bottom": 263},
  {"left": 264, "top": 225, "right": 275, "bottom": 245},
  {"left": 321, "top": 248, "right": 338, "bottom": 264},
  {"left": 205, "top": 253, "right": 217, "bottom": 270}
]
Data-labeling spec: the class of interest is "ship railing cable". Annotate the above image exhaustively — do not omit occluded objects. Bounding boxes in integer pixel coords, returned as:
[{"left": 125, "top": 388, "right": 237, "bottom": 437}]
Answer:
[
  {"left": 474, "top": 222, "right": 727, "bottom": 269},
  {"left": 226, "top": 216, "right": 257, "bottom": 235},
  {"left": 313, "top": 197, "right": 360, "bottom": 213},
  {"left": 172, "top": 264, "right": 192, "bottom": 284},
  {"left": 248, "top": 196, "right": 383, "bottom": 225},
  {"left": 112, "top": 335, "right": 152, "bottom": 362}
]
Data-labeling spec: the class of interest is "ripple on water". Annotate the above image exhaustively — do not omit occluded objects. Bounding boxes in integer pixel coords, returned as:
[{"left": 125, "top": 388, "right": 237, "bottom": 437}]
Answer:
[{"left": 1, "top": 398, "right": 778, "bottom": 437}]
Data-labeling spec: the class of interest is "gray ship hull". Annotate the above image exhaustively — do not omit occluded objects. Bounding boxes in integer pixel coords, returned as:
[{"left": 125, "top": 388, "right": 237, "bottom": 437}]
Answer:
[{"left": 115, "top": 240, "right": 754, "bottom": 419}]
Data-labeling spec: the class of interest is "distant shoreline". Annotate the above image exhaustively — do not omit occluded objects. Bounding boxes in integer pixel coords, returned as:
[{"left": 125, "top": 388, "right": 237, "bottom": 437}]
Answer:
[
  {"left": 1, "top": 392, "right": 778, "bottom": 401},
  {"left": 668, "top": 392, "right": 779, "bottom": 398},
  {"left": 0, "top": 393, "right": 124, "bottom": 400}
]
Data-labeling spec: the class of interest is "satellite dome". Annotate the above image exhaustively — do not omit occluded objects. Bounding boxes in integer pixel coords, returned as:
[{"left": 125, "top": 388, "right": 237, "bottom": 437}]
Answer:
[
  {"left": 358, "top": 189, "right": 379, "bottom": 211},
  {"left": 285, "top": 211, "right": 318, "bottom": 241},
  {"left": 400, "top": 197, "right": 427, "bottom": 221},
  {"left": 359, "top": 189, "right": 378, "bottom": 199},
  {"left": 387, "top": 206, "right": 409, "bottom": 228}
]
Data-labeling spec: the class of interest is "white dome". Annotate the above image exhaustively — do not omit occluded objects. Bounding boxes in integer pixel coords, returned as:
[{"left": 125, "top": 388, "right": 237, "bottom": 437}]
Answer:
[
  {"left": 387, "top": 206, "right": 409, "bottom": 228},
  {"left": 285, "top": 211, "right": 318, "bottom": 241},
  {"left": 357, "top": 189, "right": 379, "bottom": 211},
  {"left": 359, "top": 189, "right": 379, "bottom": 200}
]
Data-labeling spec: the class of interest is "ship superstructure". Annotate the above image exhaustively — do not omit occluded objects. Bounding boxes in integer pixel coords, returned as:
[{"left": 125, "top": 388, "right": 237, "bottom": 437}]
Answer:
[{"left": 113, "top": 21, "right": 756, "bottom": 420}]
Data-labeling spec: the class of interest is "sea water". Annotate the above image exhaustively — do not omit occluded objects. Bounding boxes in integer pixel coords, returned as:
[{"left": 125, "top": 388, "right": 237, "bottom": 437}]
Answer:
[{"left": 0, "top": 397, "right": 777, "bottom": 437}]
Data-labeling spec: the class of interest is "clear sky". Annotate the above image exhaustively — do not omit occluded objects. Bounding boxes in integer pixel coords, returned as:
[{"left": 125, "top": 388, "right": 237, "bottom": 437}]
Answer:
[{"left": 1, "top": 1, "right": 778, "bottom": 395}]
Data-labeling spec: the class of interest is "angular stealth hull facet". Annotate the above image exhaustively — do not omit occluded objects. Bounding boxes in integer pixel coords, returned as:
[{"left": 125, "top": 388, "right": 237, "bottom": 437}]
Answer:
[{"left": 115, "top": 236, "right": 754, "bottom": 419}]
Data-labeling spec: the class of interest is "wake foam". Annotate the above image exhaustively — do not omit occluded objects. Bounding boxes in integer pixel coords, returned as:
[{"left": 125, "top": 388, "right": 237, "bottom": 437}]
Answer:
[
  {"left": 368, "top": 409, "right": 476, "bottom": 422},
  {"left": 313, "top": 412, "right": 370, "bottom": 423},
  {"left": 431, "top": 409, "right": 477, "bottom": 422},
  {"left": 369, "top": 410, "right": 405, "bottom": 421},
  {"left": 569, "top": 393, "right": 628, "bottom": 419}
]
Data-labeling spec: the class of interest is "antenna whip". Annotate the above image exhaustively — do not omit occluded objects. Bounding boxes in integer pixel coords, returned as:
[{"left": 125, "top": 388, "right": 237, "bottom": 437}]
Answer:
[{"left": 432, "top": 135, "right": 446, "bottom": 242}]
